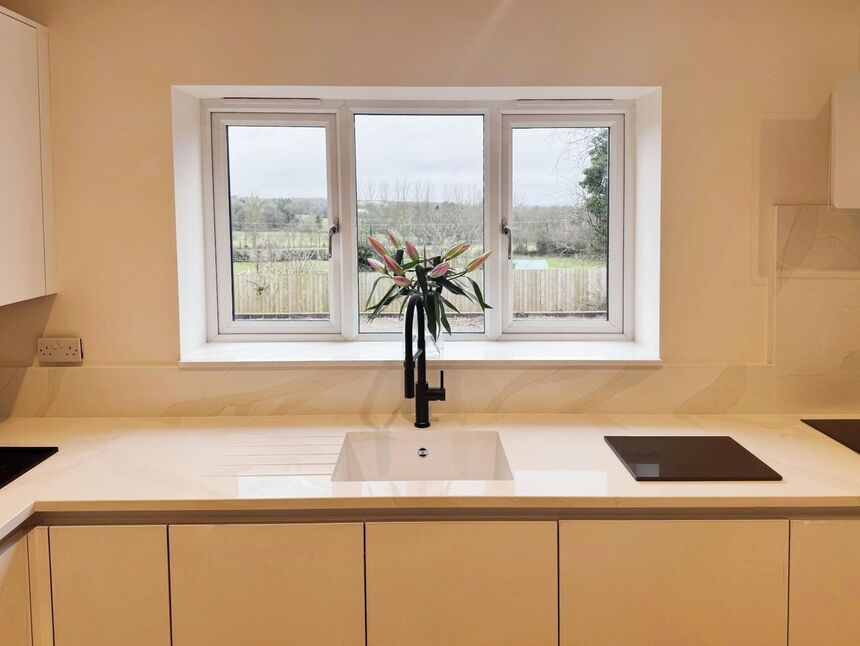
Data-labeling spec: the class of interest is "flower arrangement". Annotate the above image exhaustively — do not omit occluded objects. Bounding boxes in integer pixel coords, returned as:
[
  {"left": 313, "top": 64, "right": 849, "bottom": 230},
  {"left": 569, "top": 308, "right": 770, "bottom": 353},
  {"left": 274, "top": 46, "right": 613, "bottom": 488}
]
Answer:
[{"left": 364, "top": 229, "right": 492, "bottom": 341}]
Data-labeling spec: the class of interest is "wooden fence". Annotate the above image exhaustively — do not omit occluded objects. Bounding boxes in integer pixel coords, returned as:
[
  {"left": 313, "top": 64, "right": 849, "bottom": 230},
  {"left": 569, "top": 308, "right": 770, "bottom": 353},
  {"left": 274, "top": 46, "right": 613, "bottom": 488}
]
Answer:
[{"left": 233, "top": 268, "right": 607, "bottom": 318}]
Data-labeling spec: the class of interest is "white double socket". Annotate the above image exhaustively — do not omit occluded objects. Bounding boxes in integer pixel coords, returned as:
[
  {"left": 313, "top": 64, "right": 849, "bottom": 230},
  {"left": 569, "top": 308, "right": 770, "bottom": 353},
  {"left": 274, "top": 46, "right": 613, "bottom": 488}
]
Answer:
[{"left": 37, "top": 337, "right": 83, "bottom": 365}]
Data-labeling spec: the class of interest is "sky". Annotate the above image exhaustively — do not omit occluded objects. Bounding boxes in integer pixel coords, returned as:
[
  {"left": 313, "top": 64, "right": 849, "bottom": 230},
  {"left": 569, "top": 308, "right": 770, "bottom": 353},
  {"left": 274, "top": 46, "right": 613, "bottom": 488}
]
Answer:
[{"left": 227, "top": 116, "right": 600, "bottom": 206}]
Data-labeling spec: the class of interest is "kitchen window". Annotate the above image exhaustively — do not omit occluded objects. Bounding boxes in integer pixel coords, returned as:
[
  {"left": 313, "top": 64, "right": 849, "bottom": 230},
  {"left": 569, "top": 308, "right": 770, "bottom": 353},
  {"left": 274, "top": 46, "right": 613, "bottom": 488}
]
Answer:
[{"left": 206, "top": 97, "right": 633, "bottom": 342}]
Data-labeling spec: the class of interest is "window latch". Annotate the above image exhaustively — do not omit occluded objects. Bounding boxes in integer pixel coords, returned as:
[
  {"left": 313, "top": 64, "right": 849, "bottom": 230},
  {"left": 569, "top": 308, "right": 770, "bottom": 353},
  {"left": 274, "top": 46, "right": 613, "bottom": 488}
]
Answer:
[
  {"left": 328, "top": 220, "right": 339, "bottom": 258},
  {"left": 501, "top": 220, "right": 512, "bottom": 260}
]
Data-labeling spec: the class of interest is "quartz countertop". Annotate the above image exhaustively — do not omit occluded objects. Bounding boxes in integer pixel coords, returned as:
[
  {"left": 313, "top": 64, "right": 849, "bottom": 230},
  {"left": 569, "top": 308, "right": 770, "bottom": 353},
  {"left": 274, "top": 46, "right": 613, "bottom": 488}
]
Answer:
[{"left": 0, "top": 414, "right": 859, "bottom": 541}]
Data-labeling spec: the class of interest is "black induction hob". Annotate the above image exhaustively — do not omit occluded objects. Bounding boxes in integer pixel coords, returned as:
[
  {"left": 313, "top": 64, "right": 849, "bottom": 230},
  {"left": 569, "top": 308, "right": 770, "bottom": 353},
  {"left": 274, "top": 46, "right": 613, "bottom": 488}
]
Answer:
[
  {"left": 604, "top": 436, "right": 782, "bottom": 481},
  {"left": 0, "top": 447, "right": 58, "bottom": 490},
  {"left": 802, "top": 419, "right": 860, "bottom": 454}
]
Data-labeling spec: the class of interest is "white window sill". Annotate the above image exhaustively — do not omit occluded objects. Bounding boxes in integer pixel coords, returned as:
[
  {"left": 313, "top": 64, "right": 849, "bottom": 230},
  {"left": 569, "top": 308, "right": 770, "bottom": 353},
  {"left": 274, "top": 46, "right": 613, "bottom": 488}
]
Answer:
[{"left": 178, "top": 340, "right": 661, "bottom": 368}]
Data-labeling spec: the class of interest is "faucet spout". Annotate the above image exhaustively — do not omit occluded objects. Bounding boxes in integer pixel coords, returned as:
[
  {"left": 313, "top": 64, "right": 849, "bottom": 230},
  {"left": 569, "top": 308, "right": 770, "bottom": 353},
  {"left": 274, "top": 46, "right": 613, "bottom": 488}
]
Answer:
[{"left": 403, "top": 294, "right": 445, "bottom": 428}]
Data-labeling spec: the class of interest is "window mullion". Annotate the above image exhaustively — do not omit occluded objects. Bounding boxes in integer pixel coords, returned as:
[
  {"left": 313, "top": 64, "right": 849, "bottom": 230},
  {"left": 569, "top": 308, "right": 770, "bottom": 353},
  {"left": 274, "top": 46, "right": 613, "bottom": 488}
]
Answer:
[
  {"left": 484, "top": 106, "right": 503, "bottom": 339},
  {"left": 337, "top": 106, "right": 359, "bottom": 340}
]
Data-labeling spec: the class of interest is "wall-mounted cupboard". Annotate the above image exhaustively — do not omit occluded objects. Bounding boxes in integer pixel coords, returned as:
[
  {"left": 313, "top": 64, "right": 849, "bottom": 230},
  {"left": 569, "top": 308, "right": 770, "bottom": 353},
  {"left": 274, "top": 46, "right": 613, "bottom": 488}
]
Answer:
[
  {"left": 0, "top": 6, "right": 54, "bottom": 307},
  {"left": 5, "top": 517, "right": 860, "bottom": 645},
  {"left": 831, "top": 74, "right": 860, "bottom": 209}
]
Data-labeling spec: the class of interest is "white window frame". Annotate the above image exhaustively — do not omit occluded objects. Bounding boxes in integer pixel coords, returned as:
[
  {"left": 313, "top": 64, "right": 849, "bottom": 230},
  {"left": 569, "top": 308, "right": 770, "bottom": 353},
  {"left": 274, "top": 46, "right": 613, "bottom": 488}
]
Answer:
[
  {"left": 210, "top": 111, "right": 341, "bottom": 336},
  {"left": 500, "top": 113, "right": 626, "bottom": 336},
  {"left": 204, "top": 98, "right": 635, "bottom": 343}
]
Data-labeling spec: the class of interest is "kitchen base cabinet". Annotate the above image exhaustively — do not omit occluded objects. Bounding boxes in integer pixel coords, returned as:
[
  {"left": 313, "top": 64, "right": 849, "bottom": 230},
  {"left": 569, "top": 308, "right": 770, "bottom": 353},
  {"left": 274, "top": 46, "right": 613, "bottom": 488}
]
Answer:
[
  {"left": 366, "top": 521, "right": 558, "bottom": 646},
  {"left": 0, "top": 536, "right": 32, "bottom": 645},
  {"left": 50, "top": 525, "right": 171, "bottom": 646},
  {"left": 559, "top": 520, "right": 788, "bottom": 646},
  {"left": 789, "top": 519, "right": 860, "bottom": 645},
  {"left": 169, "top": 523, "right": 365, "bottom": 646}
]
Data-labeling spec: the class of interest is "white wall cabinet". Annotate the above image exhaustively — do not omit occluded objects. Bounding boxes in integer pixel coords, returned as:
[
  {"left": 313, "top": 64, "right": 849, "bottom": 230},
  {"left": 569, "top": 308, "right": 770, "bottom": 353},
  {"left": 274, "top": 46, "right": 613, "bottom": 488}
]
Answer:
[
  {"left": 50, "top": 525, "right": 171, "bottom": 646},
  {"left": 559, "top": 519, "right": 789, "bottom": 646},
  {"left": 0, "top": 6, "right": 54, "bottom": 307},
  {"left": 366, "top": 521, "right": 558, "bottom": 646},
  {"left": 0, "top": 536, "right": 32, "bottom": 645},
  {"left": 169, "top": 523, "right": 365, "bottom": 646},
  {"left": 831, "top": 74, "right": 860, "bottom": 208},
  {"left": 789, "top": 519, "right": 860, "bottom": 645}
]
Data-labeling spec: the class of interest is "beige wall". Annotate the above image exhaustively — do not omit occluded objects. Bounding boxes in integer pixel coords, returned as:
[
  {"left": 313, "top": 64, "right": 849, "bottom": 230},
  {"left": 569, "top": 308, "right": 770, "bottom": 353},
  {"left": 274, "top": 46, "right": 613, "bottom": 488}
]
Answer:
[{"left": 1, "top": 0, "right": 859, "bottom": 416}]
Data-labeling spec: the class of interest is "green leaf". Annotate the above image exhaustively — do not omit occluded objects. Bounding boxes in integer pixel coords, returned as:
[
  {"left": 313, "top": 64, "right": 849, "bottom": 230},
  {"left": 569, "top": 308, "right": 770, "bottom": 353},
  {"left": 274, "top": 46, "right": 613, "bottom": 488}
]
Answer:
[
  {"left": 435, "top": 277, "right": 475, "bottom": 302},
  {"left": 467, "top": 277, "right": 489, "bottom": 310},
  {"left": 364, "top": 275, "right": 386, "bottom": 309},
  {"left": 367, "top": 284, "right": 398, "bottom": 319},
  {"left": 415, "top": 263, "right": 429, "bottom": 299},
  {"left": 439, "top": 295, "right": 461, "bottom": 314},
  {"left": 439, "top": 298, "right": 451, "bottom": 335},
  {"left": 424, "top": 291, "right": 438, "bottom": 341}
]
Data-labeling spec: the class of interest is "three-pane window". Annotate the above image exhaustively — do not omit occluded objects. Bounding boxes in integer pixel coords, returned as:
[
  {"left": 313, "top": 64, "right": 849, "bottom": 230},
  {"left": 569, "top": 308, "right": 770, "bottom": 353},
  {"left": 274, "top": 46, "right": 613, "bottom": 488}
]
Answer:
[{"left": 209, "top": 102, "right": 628, "bottom": 340}]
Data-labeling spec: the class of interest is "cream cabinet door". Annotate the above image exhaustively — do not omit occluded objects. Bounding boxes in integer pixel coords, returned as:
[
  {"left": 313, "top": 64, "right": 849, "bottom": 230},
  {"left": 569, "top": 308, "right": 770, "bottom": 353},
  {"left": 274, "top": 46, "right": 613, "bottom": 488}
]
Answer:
[
  {"left": 560, "top": 519, "right": 788, "bottom": 646},
  {"left": 0, "top": 536, "right": 32, "bottom": 645},
  {"left": 366, "top": 521, "right": 557, "bottom": 646},
  {"left": 790, "top": 519, "right": 860, "bottom": 645},
  {"left": 169, "top": 523, "right": 364, "bottom": 646},
  {"left": 0, "top": 10, "right": 48, "bottom": 306},
  {"left": 50, "top": 525, "right": 171, "bottom": 646}
]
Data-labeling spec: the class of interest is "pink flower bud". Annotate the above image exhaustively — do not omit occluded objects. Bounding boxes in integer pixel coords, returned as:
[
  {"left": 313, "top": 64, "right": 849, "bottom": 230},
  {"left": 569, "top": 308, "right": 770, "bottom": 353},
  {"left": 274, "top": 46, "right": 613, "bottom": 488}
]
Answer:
[
  {"left": 443, "top": 242, "right": 471, "bottom": 260},
  {"left": 368, "top": 236, "right": 387, "bottom": 258},
  {"left": 386, "top": 228, "right": 402, "bottom": 248},
  {"left": 465, "top": 250, "right": 492, "bottom": 273},
  {"left": 404, "top": 240, "right": 420, "bottom": 262},
  {"left": 382, "top": 255, "right": 403, "bottom": 275},
  {"left": 367, "top": 258, "right": 387, "bottom": 274},
  {"left": 392, "top": 275, "right": 411, "bottom": 287},
  {"left": 428, "top": 262, "right": 450, "bottom": 278}
]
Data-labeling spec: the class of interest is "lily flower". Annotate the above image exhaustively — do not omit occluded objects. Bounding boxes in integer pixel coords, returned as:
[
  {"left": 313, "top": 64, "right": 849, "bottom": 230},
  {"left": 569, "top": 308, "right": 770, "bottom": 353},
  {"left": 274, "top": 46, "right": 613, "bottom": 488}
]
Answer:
[
  {"left": 428, "top": 262, "right": 450, "bottom": 278},
  {"left": 404, "top": 240, "right": 420, "bottom": 262},
  {"left": 368, "top": 236, "right": 388, "bottom": 258},
  {"left": 383, "top": 254, "right": 404, "bottom": 275},
  {"left": 391, "top": 275, "right": 411, "bottom": 287},
  {"left": 367, "top": 258, "right": 387, "bottom": 274},
  {"left": 386, "top": 228, "right": 402, "bottom": 248},
  {"left": 443, "top": 242, "right": 471, "bottom": 260},
  {"left": 465, "top": 250, "right": 492, "bottom": 273}
]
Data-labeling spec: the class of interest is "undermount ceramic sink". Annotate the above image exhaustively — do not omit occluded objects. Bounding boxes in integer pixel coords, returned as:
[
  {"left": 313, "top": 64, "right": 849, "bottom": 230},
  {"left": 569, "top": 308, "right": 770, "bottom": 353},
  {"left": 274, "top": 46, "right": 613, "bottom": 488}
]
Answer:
[{"left": 331, "top": 431, "right": 512, "bottom": 482}]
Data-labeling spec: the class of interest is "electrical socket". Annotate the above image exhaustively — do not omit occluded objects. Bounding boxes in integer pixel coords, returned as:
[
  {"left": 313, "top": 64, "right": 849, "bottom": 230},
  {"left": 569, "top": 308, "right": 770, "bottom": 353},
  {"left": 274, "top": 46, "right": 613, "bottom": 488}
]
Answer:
[{"left": 37, "top": 338, "right": 84, "bottom": 365}]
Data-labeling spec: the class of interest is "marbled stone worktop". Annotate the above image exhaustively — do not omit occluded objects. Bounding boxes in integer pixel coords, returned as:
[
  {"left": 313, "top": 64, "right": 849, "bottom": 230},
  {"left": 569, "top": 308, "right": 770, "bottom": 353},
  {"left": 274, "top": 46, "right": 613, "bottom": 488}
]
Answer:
[{"left": 0, "top": 413, "right": 859, "bottom": 541}]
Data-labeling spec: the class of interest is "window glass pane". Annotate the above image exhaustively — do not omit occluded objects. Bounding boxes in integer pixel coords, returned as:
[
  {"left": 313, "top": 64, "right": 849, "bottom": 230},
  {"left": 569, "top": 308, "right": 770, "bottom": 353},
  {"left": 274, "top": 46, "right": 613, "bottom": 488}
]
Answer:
[
  {"left": 511, "top": 127, "right": 609, "bottom": 321},
  {"left": 354, "top": 114, "right": 484, "bottom": 334},
  {"left": 226, "top": 125, "right": 330, "bottom": 321}
]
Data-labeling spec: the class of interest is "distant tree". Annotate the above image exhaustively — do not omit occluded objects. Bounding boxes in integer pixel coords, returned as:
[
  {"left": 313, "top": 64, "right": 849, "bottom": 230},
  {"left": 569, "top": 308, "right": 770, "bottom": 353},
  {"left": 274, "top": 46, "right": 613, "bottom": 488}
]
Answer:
[{"left": 577, "top": 129, "right": 609, "bottom": 258}]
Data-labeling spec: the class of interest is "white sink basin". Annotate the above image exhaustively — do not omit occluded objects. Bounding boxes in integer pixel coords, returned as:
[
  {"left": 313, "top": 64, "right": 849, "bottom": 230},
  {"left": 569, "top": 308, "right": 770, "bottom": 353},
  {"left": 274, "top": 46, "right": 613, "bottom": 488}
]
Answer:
[{"left": 331, "top": 431, "right": 512, "bottom": 482}]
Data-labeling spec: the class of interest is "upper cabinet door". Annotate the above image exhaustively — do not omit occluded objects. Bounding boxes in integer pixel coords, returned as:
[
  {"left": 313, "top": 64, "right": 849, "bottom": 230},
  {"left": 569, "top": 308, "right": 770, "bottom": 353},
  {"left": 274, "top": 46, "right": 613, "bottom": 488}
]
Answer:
[
  {"left": 790, "top": 519, "right": 860, "bottom": 645},
  {"left": 560, "top": 519, "right": 789, "bottom": 646},
  {"left": 0, "top": 536, "right": 32, "bottom": 646},
  {"left": 50, "top": 525, "right": 171, "bottom": 646},
  {"left": 366, "top": 521, "right": 558, "bottom": 646},
  {"left": 0, "top": 10, "right": 50, "bottom": 306},
  {"left": 169, "top": 523, "right": 365, "bottom": 646}
]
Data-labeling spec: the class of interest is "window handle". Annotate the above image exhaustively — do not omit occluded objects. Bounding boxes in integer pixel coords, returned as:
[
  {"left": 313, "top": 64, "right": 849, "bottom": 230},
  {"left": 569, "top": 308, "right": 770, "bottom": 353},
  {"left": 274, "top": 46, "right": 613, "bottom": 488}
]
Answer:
[
  {"left": 502, "top": 220, "right": 512, "bottom": 260},
  {"left": 328, "top": 219, "right": 339, "bottom": 258}
]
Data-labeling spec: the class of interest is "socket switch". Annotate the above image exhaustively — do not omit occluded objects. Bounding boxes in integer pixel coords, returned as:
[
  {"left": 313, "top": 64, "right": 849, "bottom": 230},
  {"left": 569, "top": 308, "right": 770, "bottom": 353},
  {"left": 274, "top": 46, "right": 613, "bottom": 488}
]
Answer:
[{"left": 37, "top": 338, "right": 84, "bottom": 365}]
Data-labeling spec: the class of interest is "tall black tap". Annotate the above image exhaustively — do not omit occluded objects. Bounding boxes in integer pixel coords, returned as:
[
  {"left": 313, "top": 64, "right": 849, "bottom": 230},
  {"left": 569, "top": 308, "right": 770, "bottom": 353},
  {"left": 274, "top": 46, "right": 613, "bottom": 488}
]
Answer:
[{"left": 403, "top": 294, "right": 446, "bottom": 428}]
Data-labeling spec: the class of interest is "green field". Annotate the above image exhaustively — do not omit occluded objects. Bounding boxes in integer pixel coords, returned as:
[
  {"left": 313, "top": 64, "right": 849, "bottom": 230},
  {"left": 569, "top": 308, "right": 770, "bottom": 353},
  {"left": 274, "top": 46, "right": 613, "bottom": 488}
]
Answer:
[
  {"left": 232, "top": 256, "right": 604, "bottom": 275},
  {"left": 544, "top": 257, "right": 606, "bottom": 269}
]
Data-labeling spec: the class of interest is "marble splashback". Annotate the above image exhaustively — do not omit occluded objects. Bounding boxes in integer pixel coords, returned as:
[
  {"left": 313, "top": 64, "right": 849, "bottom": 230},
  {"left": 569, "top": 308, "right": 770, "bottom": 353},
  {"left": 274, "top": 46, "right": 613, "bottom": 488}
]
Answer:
[
  {"left": 774, "top": 205, "right": 860, "bottom": 412},
  {"left": 3, "top": 205, "right": 860, "bottom": 417},
  {"left": 0, "top": 363, "right": 774, "bottom": 417}
]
